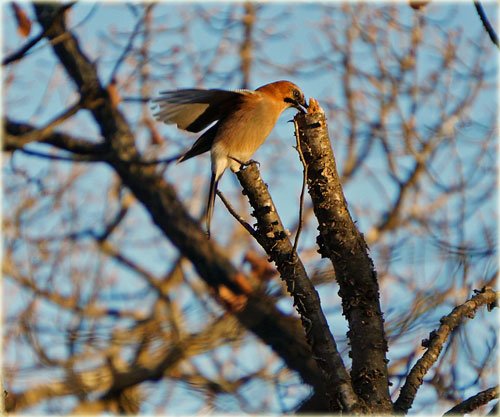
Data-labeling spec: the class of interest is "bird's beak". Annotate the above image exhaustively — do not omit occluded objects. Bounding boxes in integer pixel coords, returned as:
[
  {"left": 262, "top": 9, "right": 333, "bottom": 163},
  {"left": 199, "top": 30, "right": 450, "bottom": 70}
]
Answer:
[
  {"left": 294, "top": 99, "right": 308, "bottom": 114},
  {"left": 285, "top": 96, "right": 308, "bottom": 114}
]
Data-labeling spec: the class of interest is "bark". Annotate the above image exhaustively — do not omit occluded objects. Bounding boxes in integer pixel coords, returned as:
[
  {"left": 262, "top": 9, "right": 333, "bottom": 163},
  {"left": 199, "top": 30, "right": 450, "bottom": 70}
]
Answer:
[
  {"left": 237, "top": 163, "right": 362, "bottom": 413},
  {"left": 294, "top": 99, "right": 392, "bottom": 412},
  {"left": 443, "top": 386, "right": 498, "bottom": 415}
]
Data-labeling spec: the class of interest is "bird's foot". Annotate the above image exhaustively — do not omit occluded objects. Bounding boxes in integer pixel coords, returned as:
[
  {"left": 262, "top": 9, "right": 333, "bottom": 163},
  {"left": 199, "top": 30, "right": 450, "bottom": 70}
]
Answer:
[
  {"left": 229, "top": 156, "right": 260, "bottom": 169},
  {"left": 241, "top": 159, "right": 260, "bottom": 168}
]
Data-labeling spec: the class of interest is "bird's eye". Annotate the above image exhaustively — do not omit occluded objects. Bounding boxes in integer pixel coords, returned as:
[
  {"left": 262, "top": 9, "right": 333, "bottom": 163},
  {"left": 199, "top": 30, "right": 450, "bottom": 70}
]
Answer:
[{"left": 293, "top": 89, "right": 301, "bottom": 100}]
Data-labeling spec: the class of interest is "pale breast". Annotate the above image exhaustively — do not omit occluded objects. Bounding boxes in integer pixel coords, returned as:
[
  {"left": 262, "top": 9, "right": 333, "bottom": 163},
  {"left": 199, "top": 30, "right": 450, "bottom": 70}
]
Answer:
[{"left": 212, "top": 96, "right": 283, "bottom": 162}]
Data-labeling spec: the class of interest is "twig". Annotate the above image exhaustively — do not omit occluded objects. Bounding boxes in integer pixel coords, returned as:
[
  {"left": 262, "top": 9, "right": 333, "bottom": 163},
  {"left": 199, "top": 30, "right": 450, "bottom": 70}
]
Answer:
[
  {"left": 394, "top": 287, "right": 498, "bottom": 413},
  {"left": 108, "top": 4, "right": 155, "bottom": 84},
  {"left": 131, "top": 154, "right": 181, "bottom": 165},
  {"left": 2, "top": 3, "right": 75, "bottom": 66},
  {"left": 474, "top": 1, "right": 499, "bottom": 49},
  {"left": 216, "top": 190, "right": 257, "bottom": 238},
  {"left": 16, "top": 148, "right": 107, "bottom": 163},
  {"left": 6, "top": 100, "right": 85, "bottom": 146},
  {"left": 2, "top": 32, "right": 45, "bottom": 66},
  {"left": 4, "top": 119, "right": 110, "bottom": 155},
  {"left": 443, "top": 386, "right": 498, "bottom": 415},
  {"left": 292, "top": 118, "right": 308, "bottom": 259}
]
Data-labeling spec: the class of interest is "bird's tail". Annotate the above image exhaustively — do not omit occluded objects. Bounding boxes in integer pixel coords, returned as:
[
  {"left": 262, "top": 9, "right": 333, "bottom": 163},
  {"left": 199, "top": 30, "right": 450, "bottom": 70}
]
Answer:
[
  {"left": 161, "top": 151, "right": 194, "bottom": 165},
  {"left": 206, "top": 172, "right": 219, "bottom": 239},
  {"left": 164, "top": 153, "right": 184, "bottom": 164}
]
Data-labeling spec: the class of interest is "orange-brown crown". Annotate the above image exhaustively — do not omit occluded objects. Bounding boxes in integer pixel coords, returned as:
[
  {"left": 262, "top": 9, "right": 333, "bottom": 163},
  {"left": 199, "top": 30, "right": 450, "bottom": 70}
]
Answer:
[{"left": 256, "top": 80, "right": 307, "bottom": 110}]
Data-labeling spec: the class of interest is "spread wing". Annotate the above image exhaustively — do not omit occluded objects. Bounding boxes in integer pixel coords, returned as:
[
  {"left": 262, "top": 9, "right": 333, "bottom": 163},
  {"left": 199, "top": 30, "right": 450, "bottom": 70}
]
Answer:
[{"left": 151, "top": 89, "right": 251, "bottom": 133}]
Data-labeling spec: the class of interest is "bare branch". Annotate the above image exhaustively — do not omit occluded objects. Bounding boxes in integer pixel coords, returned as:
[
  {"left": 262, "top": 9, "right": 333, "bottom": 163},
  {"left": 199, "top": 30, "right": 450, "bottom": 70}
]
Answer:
[
  {"left": 443, "top": 386, "right": 498, "bottom": 415},
  {"left": 108, "top": 4, "right": 156, "bottom": 84},
  {"left": 4, "top": 118, "right": 109, "bottom": 155},
  {"left": 7, "top": 315, "right": 243, "bottom": 412},
  {"left": 295, "top": 99, "right": 392, "bottom": 412},
  {"left": 292, "top": 117, "right": 308, "bottom": 257},
  {"left": 395, "top": 287, "right": 498, "bottom": 413},
  {"left": 216, "top": 190, "right": 257, "bottom": 238},
  {"left": 2, "top": 3, "right": 75, "bottom": 66},
  {"left": 474, "top": 1, "right": 499, "bottom": 48},
  {"left": 236, "top": 162, "right": 362, "bottom": 413},
  {"left": 239, "top": 2, "right": 255, "bottom": 89}
]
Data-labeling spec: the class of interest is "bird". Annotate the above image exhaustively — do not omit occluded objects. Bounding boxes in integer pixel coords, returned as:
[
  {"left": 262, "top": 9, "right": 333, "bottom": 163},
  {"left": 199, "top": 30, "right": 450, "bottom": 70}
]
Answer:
[{"left": 152, "top": 80, "right": 308, "bottom": 238}]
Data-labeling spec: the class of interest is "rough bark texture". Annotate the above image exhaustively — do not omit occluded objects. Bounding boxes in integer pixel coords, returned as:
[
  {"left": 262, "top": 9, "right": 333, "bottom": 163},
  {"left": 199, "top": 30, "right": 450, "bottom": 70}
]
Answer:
[
  {"left": 237, "top": 163, "right": 362, "bottom": 413},
  {"left": 294, "top": 100, "right": 392, "bottom": 412},
  {"left": 443, "top": 386, "right": 498, "bottom": 415}
]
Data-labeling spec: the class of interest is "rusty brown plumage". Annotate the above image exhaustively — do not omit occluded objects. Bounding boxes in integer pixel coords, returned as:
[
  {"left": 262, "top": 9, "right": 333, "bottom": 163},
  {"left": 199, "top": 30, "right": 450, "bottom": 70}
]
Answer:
[{"left": 152, "top": 80, "right": 307, "bottom": 237}]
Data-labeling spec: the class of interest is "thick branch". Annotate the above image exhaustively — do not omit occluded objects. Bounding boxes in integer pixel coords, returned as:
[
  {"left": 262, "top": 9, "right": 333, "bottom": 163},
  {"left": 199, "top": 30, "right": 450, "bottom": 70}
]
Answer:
[
  {"left": 294, "top": 99, "right": 391, "bottom": 412},
  {"left": 395, "top": 287, "right": 498, "bottom": 413},
  {"left": 236, "top": 163, "right": 361, "bottom": 413},
  {"left": 34, "top": 4, "right": 133, "bottom": 155}
]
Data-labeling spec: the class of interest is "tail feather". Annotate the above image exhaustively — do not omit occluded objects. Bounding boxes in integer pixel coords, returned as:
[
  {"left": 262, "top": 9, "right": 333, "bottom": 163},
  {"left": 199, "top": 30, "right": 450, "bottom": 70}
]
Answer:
[{"left": 206, "top": 172, "right": 219, "bottom": 239}]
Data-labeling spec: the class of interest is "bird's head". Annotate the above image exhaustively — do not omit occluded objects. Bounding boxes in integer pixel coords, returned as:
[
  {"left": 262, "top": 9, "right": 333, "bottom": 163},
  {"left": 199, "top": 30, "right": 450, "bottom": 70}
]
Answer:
[{"left": 257, "top": 80, "right": 308, "bottom": 113}]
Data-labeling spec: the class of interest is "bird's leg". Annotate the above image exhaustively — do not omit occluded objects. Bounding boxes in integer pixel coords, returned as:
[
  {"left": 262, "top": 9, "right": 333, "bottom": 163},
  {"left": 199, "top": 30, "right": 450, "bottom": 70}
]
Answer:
[
  {"left": 229, "top": 156, "right": 260, "bottom": 169},
  {"left": 241, "top": 159, "right": 260, "bottom": 168}
]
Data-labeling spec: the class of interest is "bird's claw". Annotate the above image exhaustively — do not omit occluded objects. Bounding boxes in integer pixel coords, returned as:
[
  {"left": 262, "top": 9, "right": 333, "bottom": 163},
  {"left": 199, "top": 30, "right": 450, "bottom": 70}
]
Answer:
[
  {"left": 229, "top": 156, "right": 260, "bottom": 168},
  {"left": 241, "top": 159, "right": 260, "bottom": 168}
]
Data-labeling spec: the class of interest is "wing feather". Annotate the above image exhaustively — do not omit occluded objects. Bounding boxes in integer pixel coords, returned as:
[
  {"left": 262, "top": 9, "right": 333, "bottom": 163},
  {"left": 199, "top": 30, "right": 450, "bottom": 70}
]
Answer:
[
  {"left": 151, "top": 89, "right": 252, "bottom": 133},
  {"left": 177, "top": 123, "right": 219, "bottom": 162}
]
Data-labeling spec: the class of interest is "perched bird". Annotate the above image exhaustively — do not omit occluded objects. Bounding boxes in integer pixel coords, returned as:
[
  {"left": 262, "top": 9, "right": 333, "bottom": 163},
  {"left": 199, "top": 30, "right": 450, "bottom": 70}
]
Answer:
[{"left": 152, "top": 80, "right": 308, "bottom": 237}]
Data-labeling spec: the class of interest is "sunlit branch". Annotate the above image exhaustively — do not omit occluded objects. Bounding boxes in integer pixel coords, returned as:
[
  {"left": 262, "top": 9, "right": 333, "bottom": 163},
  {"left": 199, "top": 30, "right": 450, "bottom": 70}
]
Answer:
[
  {"left": 395, "top": 287, "right": 498, "bottom": 413},
  {"left": 444, "top": 385, "right": 498, "bottom": 415}
]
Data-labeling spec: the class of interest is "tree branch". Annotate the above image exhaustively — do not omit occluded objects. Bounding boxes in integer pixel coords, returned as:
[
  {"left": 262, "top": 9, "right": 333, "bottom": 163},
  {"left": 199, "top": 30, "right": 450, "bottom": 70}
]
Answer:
[
  {"left": 2, "top": 2, "right": 75, "bottom": 66},
  {"left": 443, "top": 386, "right": 498, "bottom": 415},
  {"left": 395, "top": 287, "right": 498, "bottom": 413},
  {"left": 473, "top": 1, "right": 499, "bottom": 49},
  {"left": 216, "top": 190, "right": 257, "bottom": 238},
  {"left": 236, "top": 162, "right": 362, "bottom": 413},
  {"left": 294, "top": 99, "right": 392, "bottom": 412},
  {"left": 239, "top": 2, "right": 255, "bottom": 89},
  {"left": 32, "top": 3, "right": 327, "bottom": 399},
  {"left": 4, "top": 118, "right": 109, "bottom": 156},
  {"left": 6, "top": 315, "right": 243, "bottom": 412}
]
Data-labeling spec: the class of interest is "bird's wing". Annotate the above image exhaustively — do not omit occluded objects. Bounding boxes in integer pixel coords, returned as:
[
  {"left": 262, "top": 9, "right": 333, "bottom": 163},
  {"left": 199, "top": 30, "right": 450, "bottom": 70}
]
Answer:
[
  {"left": 178, "top": 123, "right": 219, "bottom": 163},
  {"left": 151, "top": 89, "right": 253, "bottom": 133}
]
